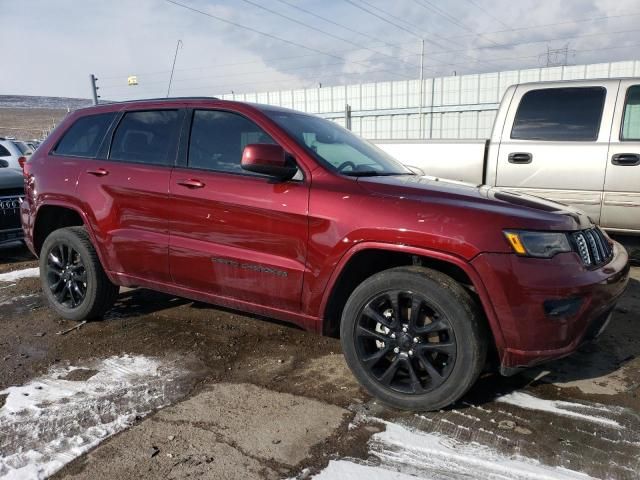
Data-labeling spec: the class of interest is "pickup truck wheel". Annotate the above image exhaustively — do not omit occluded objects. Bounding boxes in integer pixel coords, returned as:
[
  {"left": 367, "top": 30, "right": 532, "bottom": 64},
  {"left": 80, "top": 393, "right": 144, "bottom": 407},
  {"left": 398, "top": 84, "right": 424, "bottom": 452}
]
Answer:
[
  {"left": 40, "top": 226, "right": 119, "bottom": 322},
  {"left": 340, "top": 266, "right": 487, "bottom": 411}
]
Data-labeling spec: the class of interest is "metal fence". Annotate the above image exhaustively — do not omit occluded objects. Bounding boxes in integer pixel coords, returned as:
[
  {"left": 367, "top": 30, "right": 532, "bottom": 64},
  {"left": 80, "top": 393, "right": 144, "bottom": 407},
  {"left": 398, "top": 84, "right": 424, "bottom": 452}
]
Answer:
[{"left": 217, "top": 60, "right": 640, "bottom": 140}]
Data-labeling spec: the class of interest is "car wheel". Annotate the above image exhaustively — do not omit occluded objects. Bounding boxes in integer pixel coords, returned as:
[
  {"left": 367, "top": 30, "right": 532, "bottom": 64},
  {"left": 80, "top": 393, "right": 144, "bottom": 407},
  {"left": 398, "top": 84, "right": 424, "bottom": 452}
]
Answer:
[
  {"left": 40, "top": 226, "right": 119, "bottom": 321},
  {"left": 340, "top": 266, "right": 488, "bottom": 411}
]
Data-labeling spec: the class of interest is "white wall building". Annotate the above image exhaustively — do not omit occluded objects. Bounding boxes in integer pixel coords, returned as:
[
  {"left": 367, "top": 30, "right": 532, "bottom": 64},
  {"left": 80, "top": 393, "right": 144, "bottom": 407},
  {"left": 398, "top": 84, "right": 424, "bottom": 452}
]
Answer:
[{"left": 217, "top": 60, "right": 640, "bottom": 140}]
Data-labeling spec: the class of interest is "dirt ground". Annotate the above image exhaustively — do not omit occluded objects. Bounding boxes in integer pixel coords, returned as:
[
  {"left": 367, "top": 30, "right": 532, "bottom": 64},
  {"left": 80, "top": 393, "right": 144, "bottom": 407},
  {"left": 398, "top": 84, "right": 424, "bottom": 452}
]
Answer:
[
  {"left": 0, "top": 240, "right": 639, "bottom": 479},
  {"left": 0, "top": 108, "right": 68, "bottom": 140}
]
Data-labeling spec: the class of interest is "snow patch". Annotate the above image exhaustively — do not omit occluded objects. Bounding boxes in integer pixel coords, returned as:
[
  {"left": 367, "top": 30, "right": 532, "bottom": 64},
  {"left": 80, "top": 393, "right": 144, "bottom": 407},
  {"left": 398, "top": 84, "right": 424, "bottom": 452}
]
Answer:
[
  {"left": 369, "top": 421, "right": 596, "bottom": 480},
  {"left": 0, "top": 355, "right": 190, "bottom": 480},
  {"left": 496, "top": 391, "right": 621, "bottom": 428},
  {"left": 312, "top": 460, "right": 418, "bottom": 479},
  {"left": 0, "top": 267, "right": 40, "bottom": 283}
]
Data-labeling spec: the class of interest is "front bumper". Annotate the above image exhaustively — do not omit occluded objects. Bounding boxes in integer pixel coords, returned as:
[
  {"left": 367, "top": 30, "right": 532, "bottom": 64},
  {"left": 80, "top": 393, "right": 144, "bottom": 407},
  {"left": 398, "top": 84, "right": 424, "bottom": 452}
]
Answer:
[{"left": 472, "top": 241, "right": 630, "bottom": 371}]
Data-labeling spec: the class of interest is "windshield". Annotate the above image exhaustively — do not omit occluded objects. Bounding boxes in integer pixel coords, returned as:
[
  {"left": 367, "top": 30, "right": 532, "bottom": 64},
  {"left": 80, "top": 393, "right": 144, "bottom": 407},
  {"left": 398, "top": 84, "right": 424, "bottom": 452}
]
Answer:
[{"left": 264, "top": 109, "right": 412, "bottom": 177}]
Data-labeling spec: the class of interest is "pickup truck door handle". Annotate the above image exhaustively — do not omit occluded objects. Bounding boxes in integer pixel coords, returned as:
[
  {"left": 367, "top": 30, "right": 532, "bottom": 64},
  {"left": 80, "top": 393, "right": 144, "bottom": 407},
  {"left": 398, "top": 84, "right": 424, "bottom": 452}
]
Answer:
[
  {"left": 611, "top": 153, "right": 640, "bottom": 166},
  {"left": 177, "top": 179, "right": 205, "bottom": 189},
  {"left": 86, "top": 168, "right": 109, "bottom": 177},
  {"left": 508, "top": 152, "right": 533, "bottom": 164}
]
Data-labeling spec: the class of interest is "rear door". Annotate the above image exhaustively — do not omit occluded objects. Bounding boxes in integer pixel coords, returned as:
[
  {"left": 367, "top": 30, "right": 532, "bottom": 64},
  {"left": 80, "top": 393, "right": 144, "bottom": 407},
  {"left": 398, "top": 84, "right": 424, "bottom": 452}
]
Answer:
[
  {"left": 602, "top": 81, "right": 640, "bottom": 232},
  {"left": 75, "top": 109, "right": 183, "bottom": 284},
  {"left": 168, "top": 108, "right": 309, "bottom": 312},
  {"left": 495, "top": 83, "right": 616, "bottom": 222}
]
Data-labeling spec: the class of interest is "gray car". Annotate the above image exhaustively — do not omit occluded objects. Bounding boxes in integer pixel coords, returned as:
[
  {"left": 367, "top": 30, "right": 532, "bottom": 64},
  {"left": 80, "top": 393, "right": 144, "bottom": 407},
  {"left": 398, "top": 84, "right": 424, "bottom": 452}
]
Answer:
[
  {"left": 0, "top": 137, "right": 32, "bottom": 170},
  {"left": 0, "top": 166, "right": 24, "bottom": 244}
]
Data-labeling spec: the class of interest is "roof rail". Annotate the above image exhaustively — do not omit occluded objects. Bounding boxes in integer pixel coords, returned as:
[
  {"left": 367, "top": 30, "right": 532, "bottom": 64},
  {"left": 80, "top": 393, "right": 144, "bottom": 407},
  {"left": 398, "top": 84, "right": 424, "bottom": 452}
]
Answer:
[{"left": 98, "top": 96, "right": 220, "bottom": 105}]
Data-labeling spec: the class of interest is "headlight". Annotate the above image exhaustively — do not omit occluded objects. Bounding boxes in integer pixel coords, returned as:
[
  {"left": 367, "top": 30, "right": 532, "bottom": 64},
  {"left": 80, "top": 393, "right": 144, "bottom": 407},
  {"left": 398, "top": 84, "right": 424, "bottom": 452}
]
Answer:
[{"left": 503, "top": 230, "right": 572, "bottom": 258}]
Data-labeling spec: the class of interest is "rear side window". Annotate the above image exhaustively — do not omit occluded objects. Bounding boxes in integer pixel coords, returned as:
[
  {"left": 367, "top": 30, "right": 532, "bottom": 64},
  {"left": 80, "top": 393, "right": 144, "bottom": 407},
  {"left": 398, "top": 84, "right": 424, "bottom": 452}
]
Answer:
[
  {"left": 622, "top": 85, "right": 640, "bottom": 141},
  {"left": 109, "top": 110, "right": 180, "bottom": 165},
  {"left": 54, "top": 112, "right": 116, "bottom": 157},
  {"left": 511, "top": 87, "right": 606, "bottom": 141},
  {"left": 188, "top": 110, "right": 276, "bottom": 174},
  {"left": 0, "top": 145, "right": 10, "bottom": 157}
]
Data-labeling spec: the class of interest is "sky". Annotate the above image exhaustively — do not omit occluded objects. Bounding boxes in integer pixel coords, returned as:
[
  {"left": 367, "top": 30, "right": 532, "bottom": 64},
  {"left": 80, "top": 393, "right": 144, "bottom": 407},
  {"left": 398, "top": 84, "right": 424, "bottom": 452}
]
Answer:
[{"left": 1, "top": 0, "right": 639, "bottom": 100}]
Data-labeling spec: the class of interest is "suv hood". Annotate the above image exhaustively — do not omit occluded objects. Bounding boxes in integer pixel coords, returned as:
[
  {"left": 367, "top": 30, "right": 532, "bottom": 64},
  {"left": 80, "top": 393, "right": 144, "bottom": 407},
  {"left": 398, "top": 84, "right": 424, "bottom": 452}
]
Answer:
[
  {"left": 0, "top": 168, "right": 25, "bottom": 190},
  {"left": 356, "top": 175, "right": 593, "bottom": 231}
]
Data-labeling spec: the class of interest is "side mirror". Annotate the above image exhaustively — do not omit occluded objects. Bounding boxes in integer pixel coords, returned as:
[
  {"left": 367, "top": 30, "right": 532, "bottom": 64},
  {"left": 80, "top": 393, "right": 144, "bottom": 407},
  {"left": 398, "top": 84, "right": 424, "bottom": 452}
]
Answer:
[
  {"left": 0, "top": 160, "right": 8, "bottom": 168},
  {"left": 241, "top": 144, "right": 298, "bottom": 180}
]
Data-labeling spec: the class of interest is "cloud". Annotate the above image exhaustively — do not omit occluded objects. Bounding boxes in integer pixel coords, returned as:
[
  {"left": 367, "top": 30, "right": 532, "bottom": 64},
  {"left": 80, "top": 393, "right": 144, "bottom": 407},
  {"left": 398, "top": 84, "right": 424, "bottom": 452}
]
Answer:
[{"left": 1, "top": 0, "right": 639, "bottom": 99}]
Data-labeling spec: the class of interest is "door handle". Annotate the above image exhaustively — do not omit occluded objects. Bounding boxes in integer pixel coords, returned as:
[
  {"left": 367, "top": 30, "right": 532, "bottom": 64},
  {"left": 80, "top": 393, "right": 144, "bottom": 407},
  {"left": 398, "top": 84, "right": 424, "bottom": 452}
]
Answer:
[
  {"left": 508, "top": 152, "right": 533, "bottom": 164},
  {"left": 86, "top": 168, "right": 109, "bottom": 177},
  {"left": 177, "top": 179, "right": 205, "bottom": 189},
  {"left": 611, "top": 153, "right": 640, "bottom": 166}
]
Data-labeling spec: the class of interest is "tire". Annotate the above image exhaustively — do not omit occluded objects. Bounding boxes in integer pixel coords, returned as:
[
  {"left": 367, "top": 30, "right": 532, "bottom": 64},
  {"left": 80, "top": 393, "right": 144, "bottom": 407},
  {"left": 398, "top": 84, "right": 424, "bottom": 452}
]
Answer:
[
  {"left": 340, "top": 266, "right": 488, "bottom": 411},
  {"left": 40, "top": 226, "right": 119, "bottom": 321}
]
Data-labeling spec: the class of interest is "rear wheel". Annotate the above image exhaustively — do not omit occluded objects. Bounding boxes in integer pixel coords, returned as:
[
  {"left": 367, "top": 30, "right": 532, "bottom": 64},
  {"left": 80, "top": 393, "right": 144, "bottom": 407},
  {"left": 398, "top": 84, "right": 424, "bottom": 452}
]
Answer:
[
  {"left": 40, "top": 226, "right": 118, "bottom": 321},
  {"left": 340, "top": 266, "right": 487, "bottom": 411}
]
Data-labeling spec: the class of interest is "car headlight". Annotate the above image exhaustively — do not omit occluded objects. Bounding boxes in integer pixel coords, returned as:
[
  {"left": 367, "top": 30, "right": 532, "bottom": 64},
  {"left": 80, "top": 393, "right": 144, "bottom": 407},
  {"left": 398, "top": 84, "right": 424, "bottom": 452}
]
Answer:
[{"left": 503, "top": 230, "right": 572, "bottom": 258}]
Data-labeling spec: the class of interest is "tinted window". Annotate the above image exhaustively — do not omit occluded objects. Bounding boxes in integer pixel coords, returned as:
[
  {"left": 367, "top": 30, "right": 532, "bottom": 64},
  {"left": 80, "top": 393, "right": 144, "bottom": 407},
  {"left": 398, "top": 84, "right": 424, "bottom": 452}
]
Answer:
[
  {"left": 54, "top": 113, "right": 115, "bottom": 157},
  {"left": 110, "top": 110, "right": 180, "bottom": 165},
  {"left": 13, "top": 141, "right": 32, "bottom": 155},
  {"left": 0, "top": 145, "right": 10, "bottom": 157},
  {"left": 511, "top": 87, "right": 606, "bottom": 141},
  {"left": 622, "top": 85, "right": 640, "bottom": 141},
  {"left": 188, "top": 110, "right": 276, "bottom": 174}
]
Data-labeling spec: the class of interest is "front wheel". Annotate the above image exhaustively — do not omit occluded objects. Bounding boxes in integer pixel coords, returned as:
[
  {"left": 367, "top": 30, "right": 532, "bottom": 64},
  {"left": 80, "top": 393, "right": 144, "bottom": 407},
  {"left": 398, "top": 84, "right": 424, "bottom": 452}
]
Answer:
[
  {"left": 40, "top": 226, "right": 119, "bottom": 321},
  {"left": 340, "top": 266, "right": 488, "bottom": 411}
]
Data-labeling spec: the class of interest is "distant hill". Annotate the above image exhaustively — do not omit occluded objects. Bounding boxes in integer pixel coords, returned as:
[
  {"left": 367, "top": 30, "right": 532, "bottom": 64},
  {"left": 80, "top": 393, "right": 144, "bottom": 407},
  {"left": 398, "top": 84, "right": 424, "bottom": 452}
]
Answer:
[{"left": 0, "top": 95, "right": 93, "bottom": 110}]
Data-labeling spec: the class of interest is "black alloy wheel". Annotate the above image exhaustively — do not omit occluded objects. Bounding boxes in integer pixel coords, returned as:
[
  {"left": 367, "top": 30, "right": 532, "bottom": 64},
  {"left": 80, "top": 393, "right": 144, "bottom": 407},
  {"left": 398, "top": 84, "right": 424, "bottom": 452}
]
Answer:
[
  {"left": 355, "top": 290, "right": 457, "bottom": 394},
  {"left": 45, "top": 242, "right": 88, "bottom": 309}
]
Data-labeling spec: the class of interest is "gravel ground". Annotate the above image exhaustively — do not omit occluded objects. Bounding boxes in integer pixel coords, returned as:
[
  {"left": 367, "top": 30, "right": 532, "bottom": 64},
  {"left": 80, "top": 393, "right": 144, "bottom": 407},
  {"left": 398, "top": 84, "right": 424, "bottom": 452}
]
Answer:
[{"left": 0, "top": 240, "right": 639, "bottom": 479}]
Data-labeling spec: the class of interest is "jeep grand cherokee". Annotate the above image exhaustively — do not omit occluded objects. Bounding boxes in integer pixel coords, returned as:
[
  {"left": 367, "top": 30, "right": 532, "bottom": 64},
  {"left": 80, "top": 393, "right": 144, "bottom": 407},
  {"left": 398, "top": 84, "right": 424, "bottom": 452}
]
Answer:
[{"left": 21, "top": 98, "right": 630, "bottom": 410}]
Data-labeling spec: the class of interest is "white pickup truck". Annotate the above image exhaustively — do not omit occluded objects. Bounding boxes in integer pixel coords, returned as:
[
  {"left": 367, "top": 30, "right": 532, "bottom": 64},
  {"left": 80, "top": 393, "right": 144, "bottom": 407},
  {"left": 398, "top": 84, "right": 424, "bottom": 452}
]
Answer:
[{"left": 376, "top": 78, "right": 640, "bottom": 234}]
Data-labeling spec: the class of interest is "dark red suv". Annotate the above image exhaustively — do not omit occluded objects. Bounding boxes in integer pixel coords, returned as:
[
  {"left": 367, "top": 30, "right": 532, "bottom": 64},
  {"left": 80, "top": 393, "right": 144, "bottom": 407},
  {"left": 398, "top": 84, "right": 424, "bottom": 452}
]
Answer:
[{"left": 21, "top": 98, "right": 630, "bottom": 410}]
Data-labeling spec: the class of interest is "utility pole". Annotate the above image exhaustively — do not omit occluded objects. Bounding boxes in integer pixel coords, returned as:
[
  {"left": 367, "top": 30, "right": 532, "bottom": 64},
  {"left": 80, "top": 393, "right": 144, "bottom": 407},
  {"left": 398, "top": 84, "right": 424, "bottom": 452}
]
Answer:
[
  {"left": 418, "top": 39, "right": 425, "bottom": 138},
  {"left": 89, "top": 74, "right": 99, "bottom": 105},
  {"left": 167, "top": 39, "right": 183, "bottom": 98},
  {"left": 344, "top": 104, "right": 352, "bottom": 130}
]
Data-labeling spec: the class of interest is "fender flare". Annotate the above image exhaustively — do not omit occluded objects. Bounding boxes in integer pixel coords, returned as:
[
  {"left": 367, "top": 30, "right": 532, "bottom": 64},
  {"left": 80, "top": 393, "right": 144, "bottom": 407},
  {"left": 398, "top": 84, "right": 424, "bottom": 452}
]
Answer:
[
  {"left": 33, "top": 200, "right": 117, "bottom": 284},
  {"left": 318, "top": 241, "right": 506, "bottom": 351}
]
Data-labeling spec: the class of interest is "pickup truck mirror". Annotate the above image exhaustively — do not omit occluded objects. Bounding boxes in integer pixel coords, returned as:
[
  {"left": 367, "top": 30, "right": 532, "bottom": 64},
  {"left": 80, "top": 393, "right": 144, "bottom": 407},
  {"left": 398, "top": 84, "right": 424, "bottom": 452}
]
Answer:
[{"left": 241, "top": 144, "right": 298, "bottom": 180}]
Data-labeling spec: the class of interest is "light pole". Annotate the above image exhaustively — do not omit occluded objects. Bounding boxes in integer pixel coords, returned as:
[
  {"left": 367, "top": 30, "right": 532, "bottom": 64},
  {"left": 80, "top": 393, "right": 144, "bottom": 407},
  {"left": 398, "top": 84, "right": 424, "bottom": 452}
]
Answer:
[{"left": 167, "top": 39, "right": 183, "bottom": 98}]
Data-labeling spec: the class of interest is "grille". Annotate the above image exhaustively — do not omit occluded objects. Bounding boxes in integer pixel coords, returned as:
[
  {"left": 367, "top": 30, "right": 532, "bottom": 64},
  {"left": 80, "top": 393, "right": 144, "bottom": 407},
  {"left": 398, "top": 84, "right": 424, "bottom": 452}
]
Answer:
[
  {"left": 0, "top": 195, "right": 23, "bottom": 231},
  {"left": 571, "top": 228, "right": 613, "bottom": 268}
]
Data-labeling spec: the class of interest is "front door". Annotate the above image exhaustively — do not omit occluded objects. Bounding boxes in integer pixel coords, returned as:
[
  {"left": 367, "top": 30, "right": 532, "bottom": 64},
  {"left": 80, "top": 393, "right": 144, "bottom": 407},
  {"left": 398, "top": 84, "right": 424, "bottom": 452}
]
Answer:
[
  {"left": 168, "top": 109, "right": 309, "bottom": 312},
  {"left": 602, "top": 81, "right": 640, "bottom": 232},
  {"left": 495, "top": 83, "right": 617, "bottom": 223},
  {"left": 76, "top": 109, "right": 183, "bottom": 284}
]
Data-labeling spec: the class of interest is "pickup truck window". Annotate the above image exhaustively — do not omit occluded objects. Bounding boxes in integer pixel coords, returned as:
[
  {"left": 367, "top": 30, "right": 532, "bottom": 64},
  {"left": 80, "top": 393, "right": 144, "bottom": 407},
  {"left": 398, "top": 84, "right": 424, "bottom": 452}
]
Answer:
[
  {"left": 109, "top": 110, "right": 180, "bottom": 166},
  {"left": 511, "top": 87, "right": 605, "bottom": 142},
  {"left": 53, "top": 112, "right": 116, "bottom": 158},
  {"left": 622, "top": 85, "right": 640, "bottom": 141},
  {"left": 264, "top": 109, "right": 411, "bottom": 176},
  {"left": 188, "top": 110, "right": 276, "bottom": 176}
]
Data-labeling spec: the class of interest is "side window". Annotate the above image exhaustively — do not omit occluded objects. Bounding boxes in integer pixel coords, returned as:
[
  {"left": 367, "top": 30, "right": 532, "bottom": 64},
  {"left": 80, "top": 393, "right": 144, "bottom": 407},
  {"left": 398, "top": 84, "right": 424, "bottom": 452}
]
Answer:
[
  {"left": 0, "top": 145, "right": 10, "bottom": 157},
  {"left": 54, "top": 112, "right": 116, "bottom": 157},
  {"left": 188, "top": 110, "right": 277, "bottom": 175},
  {"left": 511, "top": 87, "right": 606, "bottom": 141},
  {"left": 109, "top": 110, "right": 180, "bottom": 165},
  {"left": 621, "top": 85, "right": 640, "bottom": 141}
]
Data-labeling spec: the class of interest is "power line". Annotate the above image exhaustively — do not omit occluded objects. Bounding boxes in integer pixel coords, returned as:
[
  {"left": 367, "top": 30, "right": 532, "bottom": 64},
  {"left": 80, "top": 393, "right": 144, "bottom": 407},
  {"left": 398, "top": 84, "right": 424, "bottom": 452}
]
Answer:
[
  {"left": 412, "top": 0, "right": 500, "bottom": 47},
  {"left": 164, "top": 0, "right": 414, "bottom": 79},
  {"left": 463, "top": 0, "right": 510, "bottom": 29},
  {"left": 236, "top": 0, "right": 419, "bottom": 72},
  {"left": 272, "top": 0, "right": 418, "bottom": 57},
  {"left": 342, "top": 0, "right": 423, "bottom": 39}
]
